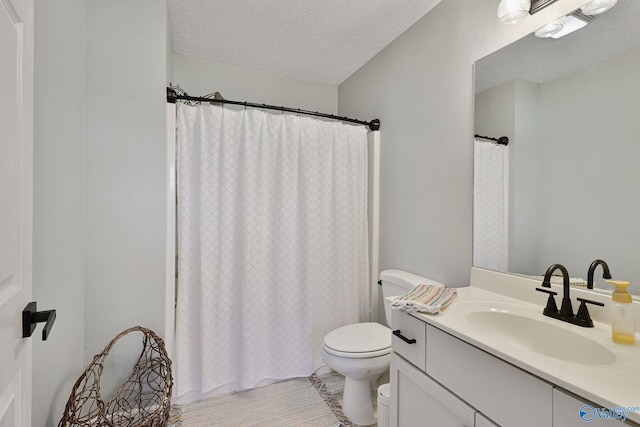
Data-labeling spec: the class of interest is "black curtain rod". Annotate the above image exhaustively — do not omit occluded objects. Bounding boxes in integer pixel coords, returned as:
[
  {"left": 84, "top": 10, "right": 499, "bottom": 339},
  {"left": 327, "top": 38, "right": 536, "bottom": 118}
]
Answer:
[
  {"left": 474, "top": 134, "right": 509, "bottom": 145},
  {"left": 167, "top": 87, "right": 380, "bottom": 131}
]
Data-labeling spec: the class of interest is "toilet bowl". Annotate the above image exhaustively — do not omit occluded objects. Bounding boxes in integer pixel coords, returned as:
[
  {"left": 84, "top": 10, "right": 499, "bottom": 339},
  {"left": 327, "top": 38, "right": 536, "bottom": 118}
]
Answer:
[
  {"left": 321, "top": 322, "right": 391, "bottom": 426},
  {"left": 321, "top": 269, "right": 445, "bottom": 426}
]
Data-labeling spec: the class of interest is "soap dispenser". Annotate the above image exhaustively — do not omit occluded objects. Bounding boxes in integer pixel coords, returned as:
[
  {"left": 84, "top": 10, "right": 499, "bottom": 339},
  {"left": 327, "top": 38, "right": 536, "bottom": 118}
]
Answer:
[{"left": 607, "top": 280, "right": 635, "bottom": 344}]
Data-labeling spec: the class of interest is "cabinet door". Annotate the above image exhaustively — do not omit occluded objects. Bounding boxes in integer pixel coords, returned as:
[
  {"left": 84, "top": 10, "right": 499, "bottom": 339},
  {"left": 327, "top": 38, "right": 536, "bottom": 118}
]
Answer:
[
  {"left": 553, "top": 388, "right": 639, "bottom": 426},
  {"left": 390, "top": 353, "right": 476, "bottom": 427}
]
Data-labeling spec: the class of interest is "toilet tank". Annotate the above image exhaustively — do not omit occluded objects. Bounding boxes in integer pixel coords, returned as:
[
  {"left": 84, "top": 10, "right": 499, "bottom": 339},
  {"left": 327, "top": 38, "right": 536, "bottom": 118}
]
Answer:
[{"left": 379, "top": 269, "right": 445, "bottom": 326}]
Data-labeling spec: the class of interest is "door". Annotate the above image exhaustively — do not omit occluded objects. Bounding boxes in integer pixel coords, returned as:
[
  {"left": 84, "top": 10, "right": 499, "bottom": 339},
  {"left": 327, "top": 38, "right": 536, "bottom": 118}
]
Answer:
[{"left": 0, "top": 0, "right": 34, "bottom": 425}]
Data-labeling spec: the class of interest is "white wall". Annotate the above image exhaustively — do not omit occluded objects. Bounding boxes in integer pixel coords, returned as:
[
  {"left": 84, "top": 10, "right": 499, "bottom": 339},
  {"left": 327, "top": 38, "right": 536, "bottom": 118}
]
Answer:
[
  {"left": 33, "top": 0, "right": 85, "bottom": 425},
  {"left": 475, "top": 80, "right": 516, "bottom": 142},
  {"left": 172, "top": 54, "right": 338, "bottom": 114},
  {"left": 84, "top": 0, "right": 168, "bottom": 359},
  {"left": 33, "top": 2, "right": 168, "bottom": 424},
  {"left": 539, "top": 49, "right": 640, "bottom": 292},
  {"left": 512, "top": 80, "right": 541, "bottom": 275},
  {"left": 475, "top": 79, "right": 541, "bottom": 275},
  {"left": 167, "top": 11, "right": 173, "bottom": 85},
  {"left": 338, "top": 0, "right": 588, "bottom": 287}
]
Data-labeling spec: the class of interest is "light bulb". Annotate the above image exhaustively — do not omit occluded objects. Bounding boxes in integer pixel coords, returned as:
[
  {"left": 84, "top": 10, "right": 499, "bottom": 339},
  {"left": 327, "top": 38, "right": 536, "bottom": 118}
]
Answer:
[
  {"left": 534, "top": 17, "right": 565, "bottom": 38},
  {"left": 497, "top": 0, "right": 532, "bottom": 24},
  {"left": 581, "top": 0, "right": 617, "bottom": 15}
]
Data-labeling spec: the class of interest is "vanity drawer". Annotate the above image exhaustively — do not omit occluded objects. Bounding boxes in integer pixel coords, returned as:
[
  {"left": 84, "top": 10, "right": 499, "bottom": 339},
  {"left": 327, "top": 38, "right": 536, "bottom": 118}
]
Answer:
[
  {"left": 426, "top": 324, "right": 553, "bottom": 427},
  {"left": 391, "top": 310, "right": 426, "bottom": 371}
]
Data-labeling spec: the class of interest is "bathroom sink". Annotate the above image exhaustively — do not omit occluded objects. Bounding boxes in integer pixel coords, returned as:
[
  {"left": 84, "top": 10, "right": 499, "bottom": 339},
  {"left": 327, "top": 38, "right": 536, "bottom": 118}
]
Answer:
[{"left": 466, "top": 310, "right": 616, "bottom": 366}]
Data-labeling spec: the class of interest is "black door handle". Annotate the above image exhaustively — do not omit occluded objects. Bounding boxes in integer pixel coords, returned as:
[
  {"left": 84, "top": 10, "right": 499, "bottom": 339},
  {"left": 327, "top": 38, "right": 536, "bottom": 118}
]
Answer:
[
  {"left": 22, "top": 302, "right": 56, "bottom": 341},
  {"left": 392, "top": 329, "right": 417, "bottom": 344}
]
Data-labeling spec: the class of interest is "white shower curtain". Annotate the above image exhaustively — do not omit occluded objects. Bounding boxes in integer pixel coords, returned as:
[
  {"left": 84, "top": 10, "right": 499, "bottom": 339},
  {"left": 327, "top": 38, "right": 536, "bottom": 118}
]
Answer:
[
  {"left": 473, "top": 138, "right": 509, "bottom": 272},
  {"left": 174, "top": 103, "right": 370, "bottom": 403}
]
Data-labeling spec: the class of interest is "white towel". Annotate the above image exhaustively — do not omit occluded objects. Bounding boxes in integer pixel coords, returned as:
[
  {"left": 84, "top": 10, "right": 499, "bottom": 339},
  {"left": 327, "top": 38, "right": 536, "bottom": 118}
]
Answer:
[{"left": 391, "top": 284, "right": 458, "bottom": 315}]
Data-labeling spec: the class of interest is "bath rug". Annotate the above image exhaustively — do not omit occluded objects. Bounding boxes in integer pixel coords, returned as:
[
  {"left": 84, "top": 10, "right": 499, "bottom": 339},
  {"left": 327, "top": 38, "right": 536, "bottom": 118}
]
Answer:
[{"left": 169, "top": 373, "right": 354, "bottom": 426}]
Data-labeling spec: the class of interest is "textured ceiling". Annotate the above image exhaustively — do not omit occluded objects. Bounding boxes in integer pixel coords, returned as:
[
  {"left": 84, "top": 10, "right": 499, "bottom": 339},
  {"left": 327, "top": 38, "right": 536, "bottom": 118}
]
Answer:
[
  {"left": 168, "top": 0, "right": 442, "bottom": 86},
  {"left": 475, "top": 0, "right": 640, "bottom": 94}
]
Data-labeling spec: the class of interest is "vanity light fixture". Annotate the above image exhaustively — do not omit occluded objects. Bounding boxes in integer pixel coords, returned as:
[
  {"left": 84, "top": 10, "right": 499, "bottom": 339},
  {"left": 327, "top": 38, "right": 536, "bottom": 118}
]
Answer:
[
  {"left": 497, "top": 0, "right": 531, "bottom": 24},
  {"left": 535, "top": 12, "right": 591, "bottom": 39},
  {"left": 534, "top": 16, "right": 565, "bottom": 38},
  {"left": 498, "top": 0, "right": 566, "bottom": 25},
  {"left": 581, "top": 0, "right": 617, "bottom": 15}
]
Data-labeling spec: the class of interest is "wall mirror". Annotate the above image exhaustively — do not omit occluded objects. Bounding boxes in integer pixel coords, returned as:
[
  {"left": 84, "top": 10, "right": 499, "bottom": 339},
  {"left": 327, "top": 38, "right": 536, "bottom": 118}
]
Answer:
[{"left": 473, "top": 0, "right": 640, "bottom": 295}]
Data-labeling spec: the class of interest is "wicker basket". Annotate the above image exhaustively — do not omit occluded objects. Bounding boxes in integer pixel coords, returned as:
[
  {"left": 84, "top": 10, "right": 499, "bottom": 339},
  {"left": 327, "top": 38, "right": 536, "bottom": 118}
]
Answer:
[{"left": 59, "top": 326, "right": 173, "bottom": 427}]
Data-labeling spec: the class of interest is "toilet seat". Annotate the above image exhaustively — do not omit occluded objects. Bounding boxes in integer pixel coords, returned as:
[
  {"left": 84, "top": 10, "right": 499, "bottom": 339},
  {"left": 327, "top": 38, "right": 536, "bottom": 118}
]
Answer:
[{"left": 323, "top": 322, "right": 391, "bottom": 359}]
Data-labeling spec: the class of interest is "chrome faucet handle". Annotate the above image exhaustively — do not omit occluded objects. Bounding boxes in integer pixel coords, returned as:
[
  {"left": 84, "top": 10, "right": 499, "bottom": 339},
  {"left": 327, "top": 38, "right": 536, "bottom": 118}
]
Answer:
[
  {"left": 536, "top": 287, "right": 558, "bottom": 315},
  {"left": 576, "top": 297, "right": 605, "bottom": 327}
]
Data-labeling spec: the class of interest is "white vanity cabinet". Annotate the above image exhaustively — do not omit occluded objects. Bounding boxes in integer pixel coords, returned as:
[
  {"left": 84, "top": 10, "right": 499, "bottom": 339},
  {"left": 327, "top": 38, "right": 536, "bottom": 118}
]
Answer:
[
  {"left": 389, "top": 310, "right": 500, "bottom": 427},
  {"left": 390, "top": 309, "right": 551, "bottom": 426},
  {"left": 389, "top": 309, "right": 640, "bottom": 426}
]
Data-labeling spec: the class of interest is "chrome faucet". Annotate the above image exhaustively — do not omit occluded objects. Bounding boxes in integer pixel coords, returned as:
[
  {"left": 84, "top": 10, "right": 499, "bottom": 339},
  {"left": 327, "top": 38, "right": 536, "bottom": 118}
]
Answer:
[
  {"left": 536, "top": 263, "right": 603, "bottom": 327},
  {"left": 587, "top": 259, "right": 612, "bottom": 289}
]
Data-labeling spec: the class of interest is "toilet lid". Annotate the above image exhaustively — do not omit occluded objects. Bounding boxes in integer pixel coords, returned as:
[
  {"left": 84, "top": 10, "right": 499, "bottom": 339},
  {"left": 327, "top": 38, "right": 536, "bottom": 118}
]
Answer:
[{"left": 323, "top": 322, "right": 391, "bottom": 354}]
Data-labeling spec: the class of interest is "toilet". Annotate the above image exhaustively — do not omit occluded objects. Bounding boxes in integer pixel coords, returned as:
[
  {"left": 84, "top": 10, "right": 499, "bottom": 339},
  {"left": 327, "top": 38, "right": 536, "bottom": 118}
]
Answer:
[{"left": 321, "top": 269, "right": 440, "bottom": 426}]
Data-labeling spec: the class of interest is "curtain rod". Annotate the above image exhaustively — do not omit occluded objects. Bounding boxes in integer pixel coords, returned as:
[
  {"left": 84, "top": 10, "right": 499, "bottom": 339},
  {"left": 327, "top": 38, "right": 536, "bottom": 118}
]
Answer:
[
  {"left": 167, "top": 87, "right": 380, "bottom": 131},
  {"left": 474, "top": 134, "right": 509, "bottom": 145}
]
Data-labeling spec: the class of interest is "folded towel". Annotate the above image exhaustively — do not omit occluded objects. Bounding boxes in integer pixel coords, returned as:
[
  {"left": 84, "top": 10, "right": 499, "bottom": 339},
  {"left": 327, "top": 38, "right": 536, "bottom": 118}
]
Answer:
[
  {"left": 391, "top": 284, "right": 458, "bottom": 315},
  {"left": 548, "top": 276, "right": 587, "bottom": 287},
  {"left": 526, "top": 275, "right": 588, "bottom": 287}
]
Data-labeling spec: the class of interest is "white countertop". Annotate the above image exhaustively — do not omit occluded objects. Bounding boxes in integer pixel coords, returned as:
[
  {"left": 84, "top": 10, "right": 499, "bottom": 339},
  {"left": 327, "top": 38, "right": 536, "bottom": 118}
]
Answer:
[{"left": 403, "top": 268, "right": 640, "bottom": 424}]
